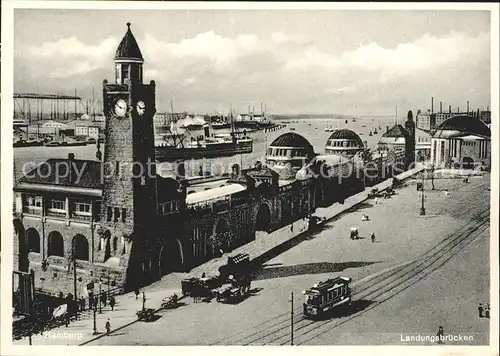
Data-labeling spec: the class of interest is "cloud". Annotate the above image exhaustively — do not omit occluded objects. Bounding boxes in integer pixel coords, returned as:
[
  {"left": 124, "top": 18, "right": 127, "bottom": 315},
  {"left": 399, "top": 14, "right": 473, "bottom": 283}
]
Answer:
[
  {"left": 16, "top": 36, "right": 118, "bottom": 78},
  {"left": 14, "top": 29, "right": 490, "bottom": 115},
  {"left": 284, "top": 31, "right": 489, "bottom": 80}
]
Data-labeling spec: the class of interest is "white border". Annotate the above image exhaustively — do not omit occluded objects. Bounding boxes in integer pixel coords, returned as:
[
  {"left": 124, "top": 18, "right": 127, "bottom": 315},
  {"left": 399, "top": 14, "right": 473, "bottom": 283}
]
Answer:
[{"left": 1, "top": 2, "right": 499, "bottom": 356}]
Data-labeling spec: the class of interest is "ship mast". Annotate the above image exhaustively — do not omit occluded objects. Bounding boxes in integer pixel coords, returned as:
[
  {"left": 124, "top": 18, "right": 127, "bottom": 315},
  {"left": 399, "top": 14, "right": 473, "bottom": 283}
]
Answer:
[
  {"left": 92, "top": 87, "right": 95, "bottom": 122},
  {"left": 230, "top": 105, "right": 236, "bottom": 141}
]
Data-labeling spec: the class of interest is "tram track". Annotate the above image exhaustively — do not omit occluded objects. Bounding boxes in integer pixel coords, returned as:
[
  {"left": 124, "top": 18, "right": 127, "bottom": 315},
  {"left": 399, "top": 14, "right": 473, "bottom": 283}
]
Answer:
[
  {"left": 290, "top": 210, "right": 489, "bottom": 345},
  {"left": 212, "top": 207, "right": 490, "bottom": 345}
]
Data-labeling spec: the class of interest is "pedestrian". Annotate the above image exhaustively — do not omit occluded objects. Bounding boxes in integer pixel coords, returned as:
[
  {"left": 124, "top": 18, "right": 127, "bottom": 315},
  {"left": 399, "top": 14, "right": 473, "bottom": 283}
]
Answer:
[
  {"left": 290, "top": 224, "right": 294, "bottom": 233},
  {"left": 201, "top": 272, "right": 206, "bottom": 279},
  {"left": 142, "top": 291, "right": 146, "bottom": 310},
  {"left": 374, "top": 197, "right": 379, "bottom": 205},
  {"left": 101, "top": 292, "right": 107, "bottom": 307},
  {"left": 485, "top": 304, "right": 490, "bottom": 318},
  {"left": 436, "top": 326, "right": 444, "bottom": 344},
  {"left": 109, "top": 296, "right": 115, "bottom": 311},
  {"left": 105, "top": 318, "right": 111, "bottom": 335},
  {"left": 134, "top": 288, "right": 140, "bottom": 300},
  {"left": 478, "top": 303, "right": 484, "bottom": 318},
  {"left": 371, "top": 232, "right": 376, "bottom": 243}
]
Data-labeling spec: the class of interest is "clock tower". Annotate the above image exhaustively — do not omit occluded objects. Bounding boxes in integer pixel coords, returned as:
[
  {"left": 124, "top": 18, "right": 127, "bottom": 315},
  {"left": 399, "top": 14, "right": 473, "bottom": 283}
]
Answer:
[{"left": 99, "top": 23, "right": 157, "bottom": 286}]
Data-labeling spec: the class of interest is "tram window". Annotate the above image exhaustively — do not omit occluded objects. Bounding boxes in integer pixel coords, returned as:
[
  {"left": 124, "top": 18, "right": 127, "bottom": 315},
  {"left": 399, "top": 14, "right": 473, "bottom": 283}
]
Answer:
[{"left": 310, "top": 295, "right": 321, "bottom": 305}]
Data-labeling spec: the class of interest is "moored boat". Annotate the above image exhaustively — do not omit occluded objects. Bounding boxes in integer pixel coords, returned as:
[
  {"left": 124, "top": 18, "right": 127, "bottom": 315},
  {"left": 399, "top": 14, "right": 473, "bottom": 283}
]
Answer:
[{"left": 155, "top": 109, "right": 253, "bottom": 161}]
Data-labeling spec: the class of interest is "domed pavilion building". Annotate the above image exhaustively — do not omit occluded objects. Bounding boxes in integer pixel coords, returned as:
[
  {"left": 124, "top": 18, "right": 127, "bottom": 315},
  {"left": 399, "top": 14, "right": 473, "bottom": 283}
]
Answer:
[
  {"left": 325, "top": 129, "right": 365, "bottom": 158},
  {"left": 266, "top": 132, "right": 316, "bottom": 180},
  {"left": 431, "top": 115, "right": 491, "bottom": 170}
]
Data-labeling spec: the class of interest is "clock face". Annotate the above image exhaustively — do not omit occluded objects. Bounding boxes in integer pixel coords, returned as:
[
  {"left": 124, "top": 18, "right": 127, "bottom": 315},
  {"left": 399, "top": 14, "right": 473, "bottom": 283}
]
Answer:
[
  {"left": 114, "top": 99, "right": 128, "bottom": 118},
  {"left": 136, "top": 101, "right": 146, "bottom": 116}
]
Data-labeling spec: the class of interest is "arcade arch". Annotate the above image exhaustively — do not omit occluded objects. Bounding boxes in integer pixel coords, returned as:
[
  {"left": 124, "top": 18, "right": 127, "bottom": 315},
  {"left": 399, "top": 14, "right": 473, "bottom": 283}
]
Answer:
[
  {"left": 26, "top": 228, "right": 40, "bottom": 253},
  {"left": 255, "top": 203, "right": 271, "bottom": 233},
  {"left": 47, "top": 231, "right": 64, "bottom": 257},
  {"left": 73, "top": 234, "right": 89, "bottom": 261}
]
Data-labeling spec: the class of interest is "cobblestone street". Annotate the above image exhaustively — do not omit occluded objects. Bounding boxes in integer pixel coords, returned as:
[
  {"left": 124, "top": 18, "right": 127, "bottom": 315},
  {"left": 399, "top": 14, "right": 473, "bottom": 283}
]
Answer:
[{"left": 85, "top": 174, "right": 490, "bottom": 345}]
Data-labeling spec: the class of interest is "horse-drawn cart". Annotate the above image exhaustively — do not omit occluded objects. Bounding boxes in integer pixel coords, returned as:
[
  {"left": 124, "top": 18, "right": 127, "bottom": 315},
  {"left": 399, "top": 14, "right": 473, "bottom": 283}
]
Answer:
[
  {"left": 136, "top": 308, "right": 156, "bottom": 322},
  {"left": 180, "top": 253, "right": 253, "bottom": 304}
]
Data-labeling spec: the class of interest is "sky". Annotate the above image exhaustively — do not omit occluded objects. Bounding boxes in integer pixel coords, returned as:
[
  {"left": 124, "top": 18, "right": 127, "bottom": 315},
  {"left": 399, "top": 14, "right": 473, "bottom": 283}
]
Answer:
[{"left": 13, "top": 9, "right": 492, "bottom": 116}]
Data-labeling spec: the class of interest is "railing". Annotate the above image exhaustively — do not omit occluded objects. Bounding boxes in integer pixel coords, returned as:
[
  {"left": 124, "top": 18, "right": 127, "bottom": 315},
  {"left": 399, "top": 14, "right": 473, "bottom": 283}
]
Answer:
[
  {"left": 23, "top": 206, "right": 42, "bottom": 215},
  {"left": 70, "top": 212, "right": 92, "bottom": 222},
  {"left": 46, "top": 210, "right": 66, "bottom": 219}
]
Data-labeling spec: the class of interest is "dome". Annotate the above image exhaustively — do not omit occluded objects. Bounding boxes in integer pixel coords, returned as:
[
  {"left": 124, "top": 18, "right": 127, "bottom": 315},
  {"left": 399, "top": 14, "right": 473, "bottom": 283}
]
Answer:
[
  {"left": 115, "top": 23, "right": 144, "bottom": 61},
  {"left": 433, "top": 115, "right": 491, "bottom": 138},
  {"left": 270, "top": 132, "right": 314, "bottom": 153},
  {"left": 327, "top": 129, "right": 363, "bottom": 147}
]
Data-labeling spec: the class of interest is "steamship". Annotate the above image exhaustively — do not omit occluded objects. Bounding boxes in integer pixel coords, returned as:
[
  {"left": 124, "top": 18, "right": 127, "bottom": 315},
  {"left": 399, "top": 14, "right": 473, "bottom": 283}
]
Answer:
[{"left": 155, "top": 119, "right": 253, "bottom": 161}]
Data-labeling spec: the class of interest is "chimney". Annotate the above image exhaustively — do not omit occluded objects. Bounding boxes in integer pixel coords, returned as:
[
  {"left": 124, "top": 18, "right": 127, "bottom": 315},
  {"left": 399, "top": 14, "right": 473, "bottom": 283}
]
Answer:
[
  {"left": 449, "top": 105, "right": 451, "bottom": 114},
  {"left": 386, "top": 126, "right": 389, "bottom": 133},
  {"left": 440, "top": 102, "right": 442, "bottom": 114},
  {"left": 431, "top": 97, "right": 434, "bottom": 114}
]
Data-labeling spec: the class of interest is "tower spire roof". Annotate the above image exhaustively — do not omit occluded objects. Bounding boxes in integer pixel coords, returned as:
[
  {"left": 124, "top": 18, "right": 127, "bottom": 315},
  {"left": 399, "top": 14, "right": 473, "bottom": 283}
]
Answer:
[{"left": 115, "top": 22, "right": 144, "bottom": 61}]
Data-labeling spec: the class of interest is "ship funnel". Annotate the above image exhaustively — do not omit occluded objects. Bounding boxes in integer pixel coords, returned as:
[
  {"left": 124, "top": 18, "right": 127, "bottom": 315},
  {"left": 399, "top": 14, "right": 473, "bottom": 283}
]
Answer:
[
  {"left": 203, "top": 123, "right": 210, "bottom": 138},
  {"left": 176, "top": 160, "right": 185, "bottom": 181},
  {"left": 231, "top": 163, "right": 241, "bottom": 178},
  {"left": 68, "top": 153, "right": 75, "bottom": 183}
]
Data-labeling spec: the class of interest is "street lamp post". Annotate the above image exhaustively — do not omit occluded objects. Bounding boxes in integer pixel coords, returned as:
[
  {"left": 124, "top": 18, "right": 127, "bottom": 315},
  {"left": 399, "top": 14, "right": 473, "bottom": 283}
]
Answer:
[
  {"left": 430, "top": 164, "right": 435, "bottom": 190},
  {"left": 420, "top": 170, "right": 426, "bottom": 216},
  {"left": 92, "top": 306, "right": 98, "bottom": 335},
  {"left": 290, "top": 292, "right": 294, "bottom": 346},
  {"left": 99, "top": 279, "right": 102, "bottom": 314}
]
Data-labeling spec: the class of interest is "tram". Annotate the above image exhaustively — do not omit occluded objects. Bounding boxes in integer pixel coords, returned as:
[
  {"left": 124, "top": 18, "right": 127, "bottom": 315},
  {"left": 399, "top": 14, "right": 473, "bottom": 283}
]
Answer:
[{"left": 302, "top": 276, "right": 352, "bottom": 319}]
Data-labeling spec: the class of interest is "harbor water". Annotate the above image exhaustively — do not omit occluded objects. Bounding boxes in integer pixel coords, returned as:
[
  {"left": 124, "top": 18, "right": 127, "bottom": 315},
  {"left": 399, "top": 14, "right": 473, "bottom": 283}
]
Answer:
[{"left": 14, "top": 116, "right": 398, "bottom": 180}]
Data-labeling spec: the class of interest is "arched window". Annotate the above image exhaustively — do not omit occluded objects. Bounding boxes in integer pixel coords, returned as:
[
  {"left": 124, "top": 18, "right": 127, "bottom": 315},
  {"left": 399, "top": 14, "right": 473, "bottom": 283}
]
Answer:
[
  {"left": 72, "top": 234, "right": 89, "bottom": 261},
  {"left": 48, "top": 231, "right": 64, "bottom": 257},
  {"left": 113, "top": 236, "right": 118, "bottom": 251},
  {"left": 26, "top": 228, "right": 40, "bottom": 253}
]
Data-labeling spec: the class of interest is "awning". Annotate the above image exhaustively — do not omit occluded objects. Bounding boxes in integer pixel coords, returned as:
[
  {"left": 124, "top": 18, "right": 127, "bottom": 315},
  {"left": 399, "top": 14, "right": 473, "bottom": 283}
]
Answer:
[{"left": 186, "top": 183, "right": 246, "bottom": 205}]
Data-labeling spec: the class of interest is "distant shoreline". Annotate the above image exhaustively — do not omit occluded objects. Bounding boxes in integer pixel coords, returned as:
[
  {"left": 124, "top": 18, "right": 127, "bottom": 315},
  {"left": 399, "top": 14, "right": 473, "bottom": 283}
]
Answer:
[{"left": 270, "top": 114, "right": 394, "bottom": 120}]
